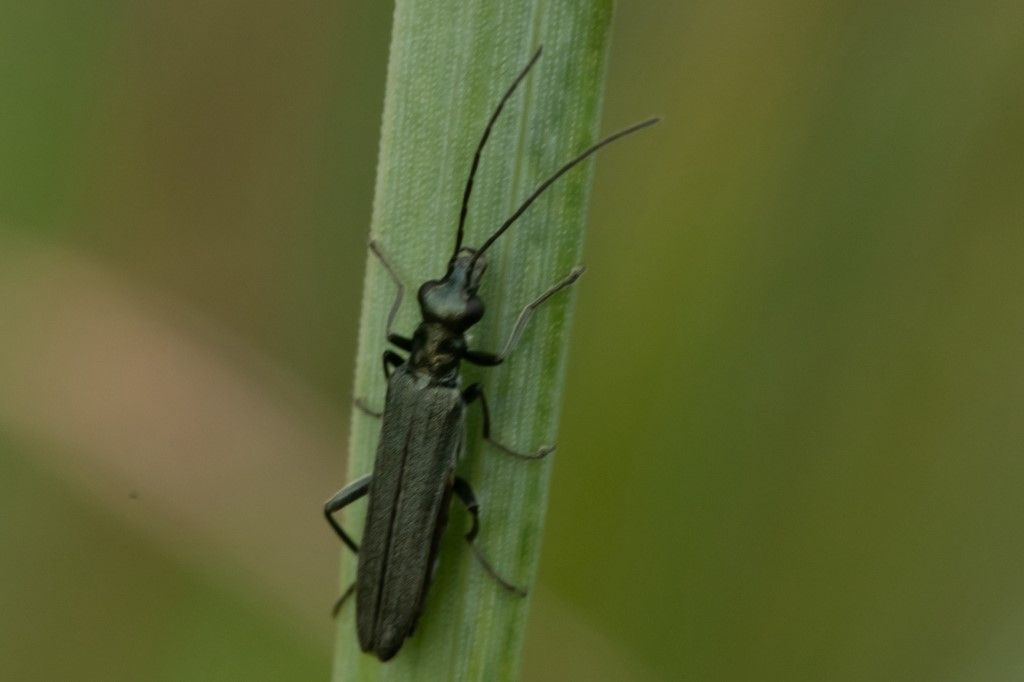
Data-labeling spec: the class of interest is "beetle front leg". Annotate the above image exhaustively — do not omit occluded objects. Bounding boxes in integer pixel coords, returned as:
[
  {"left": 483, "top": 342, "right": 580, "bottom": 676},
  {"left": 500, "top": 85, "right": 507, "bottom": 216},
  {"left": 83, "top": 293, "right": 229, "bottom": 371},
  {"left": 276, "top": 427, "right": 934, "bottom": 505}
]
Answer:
[
  {"left": 367, "top": 240, "right": 414, "bottom": 352},
  {"left": 464, "top": 266, "right": 584, "bottom": 366},
  {"left": 453, "top": 477, "right": 526, "bottom": 597},
  {"left": 323, "top": 474, "right": 371, "bottom": 554},
  {"left": 463, "top": 383, "right": 553, "bottom": 460}
]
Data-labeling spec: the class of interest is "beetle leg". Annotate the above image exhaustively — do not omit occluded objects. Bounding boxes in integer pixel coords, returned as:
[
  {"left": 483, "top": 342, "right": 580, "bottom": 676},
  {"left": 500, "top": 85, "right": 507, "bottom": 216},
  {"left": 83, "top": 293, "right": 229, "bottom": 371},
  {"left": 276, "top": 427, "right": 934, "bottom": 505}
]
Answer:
[
  {"left": 388, "top": 334, "right": 413, "bottom": 352},
  {"left": 367, "top": 240, "right": 414, "bottom": 351},
  {"left": 324, "top": 474, "right": 371, "bottom": 554},
  {"left": 368, "top": 240, "right": 404, "bottom": 337},
  {"left": 355, "top": 351, "right": 403, "bottom": 416},
  {"left": 462, "top": 384, "right": 553, "bottom": 460},
  {"left": 463, "top": 266, "right": 584, "bottom": 366},
  {"left": 331, "top": 582, "right": 355, "bottom": 618},
  {"left": 382, "top": 350, "right": 404, "bottom": 380},
  {"left": 453, "top": 477, "right": 527, "bottom": 597}
]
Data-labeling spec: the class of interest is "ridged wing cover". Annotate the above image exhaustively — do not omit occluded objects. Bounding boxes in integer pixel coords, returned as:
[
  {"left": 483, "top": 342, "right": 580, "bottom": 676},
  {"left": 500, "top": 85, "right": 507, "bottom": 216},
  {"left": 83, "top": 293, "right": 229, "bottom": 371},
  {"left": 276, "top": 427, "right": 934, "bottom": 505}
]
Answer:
[{"left": 356, "top": 366, "right": 463, "bottom": 660}]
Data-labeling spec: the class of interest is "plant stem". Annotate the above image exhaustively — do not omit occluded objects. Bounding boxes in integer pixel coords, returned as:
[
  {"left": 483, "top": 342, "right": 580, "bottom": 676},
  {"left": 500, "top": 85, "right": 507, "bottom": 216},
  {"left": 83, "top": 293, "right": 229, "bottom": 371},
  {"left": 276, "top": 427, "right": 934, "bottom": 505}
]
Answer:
[{"left": 332, "top": 2, "right": 613, "bottom": 679}]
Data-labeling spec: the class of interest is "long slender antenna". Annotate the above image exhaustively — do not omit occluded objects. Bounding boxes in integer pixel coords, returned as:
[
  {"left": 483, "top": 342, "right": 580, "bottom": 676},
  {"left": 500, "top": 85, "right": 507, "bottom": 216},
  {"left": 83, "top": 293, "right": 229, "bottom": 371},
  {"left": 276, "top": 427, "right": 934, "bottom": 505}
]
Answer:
[
  {"left": 452, "top": 46, "right": 543, "bottom": 261},
  {"left": 470, "top": 117, "right": 660, "bottom": 265}
]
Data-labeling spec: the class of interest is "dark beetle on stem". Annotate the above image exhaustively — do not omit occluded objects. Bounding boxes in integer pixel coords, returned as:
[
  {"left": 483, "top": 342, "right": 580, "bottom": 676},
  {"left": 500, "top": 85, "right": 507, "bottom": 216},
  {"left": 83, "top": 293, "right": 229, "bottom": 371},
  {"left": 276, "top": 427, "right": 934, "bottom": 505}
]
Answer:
[{"left": 324, "top": 46, "right": 657, "bottom": 662}]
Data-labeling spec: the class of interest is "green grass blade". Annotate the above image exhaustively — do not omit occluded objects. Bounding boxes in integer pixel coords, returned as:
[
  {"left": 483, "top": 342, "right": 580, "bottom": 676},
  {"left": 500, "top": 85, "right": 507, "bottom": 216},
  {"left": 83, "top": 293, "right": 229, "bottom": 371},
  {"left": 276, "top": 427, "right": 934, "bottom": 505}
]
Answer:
[{"left": 332, "top": 2, "right": 615, "bottom": 679}]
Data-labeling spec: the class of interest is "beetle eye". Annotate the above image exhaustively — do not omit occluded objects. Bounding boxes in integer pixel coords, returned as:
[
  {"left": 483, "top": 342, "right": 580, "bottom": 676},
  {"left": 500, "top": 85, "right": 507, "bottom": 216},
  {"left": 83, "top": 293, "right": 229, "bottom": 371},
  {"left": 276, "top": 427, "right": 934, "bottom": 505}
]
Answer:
[
  {"left": 417, "top": 280, "right": 438, "bottom": 304},
  {"left": 464, "top": 297, "right": 484, "bottom": 325}
]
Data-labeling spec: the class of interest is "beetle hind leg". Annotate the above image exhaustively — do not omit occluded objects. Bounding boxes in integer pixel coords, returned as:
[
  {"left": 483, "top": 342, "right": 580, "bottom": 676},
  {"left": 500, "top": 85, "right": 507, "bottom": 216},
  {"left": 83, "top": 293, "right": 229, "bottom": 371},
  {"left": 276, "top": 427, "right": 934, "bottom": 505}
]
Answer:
[
  {"left": 463, "top": 266, "right": 584, "bottom": 366},
  {"left": 453, "top": 477, "right": 527, "bottom": 597},
  {"left": 331, "top": 582, "right": 355, "bottom": 618},
  {"left": 324, "top": 474, "right": 371, "bottom": 554}
]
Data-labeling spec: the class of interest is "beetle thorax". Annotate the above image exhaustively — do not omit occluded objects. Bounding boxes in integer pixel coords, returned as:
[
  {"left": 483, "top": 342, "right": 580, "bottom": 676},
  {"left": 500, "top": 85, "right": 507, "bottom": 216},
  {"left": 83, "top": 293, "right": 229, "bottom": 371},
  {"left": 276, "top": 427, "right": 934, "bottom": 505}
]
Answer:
[{"left": 409, "top": 322, "right": 465, "bottom": 380}]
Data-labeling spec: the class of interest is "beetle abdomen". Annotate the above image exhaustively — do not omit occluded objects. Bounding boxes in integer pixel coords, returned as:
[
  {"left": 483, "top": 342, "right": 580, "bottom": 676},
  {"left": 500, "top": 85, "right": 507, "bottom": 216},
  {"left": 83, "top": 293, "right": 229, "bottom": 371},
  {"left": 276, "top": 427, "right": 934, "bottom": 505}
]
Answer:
[{"left": 356, "top": 366, "right": 463, "bottom": 660}]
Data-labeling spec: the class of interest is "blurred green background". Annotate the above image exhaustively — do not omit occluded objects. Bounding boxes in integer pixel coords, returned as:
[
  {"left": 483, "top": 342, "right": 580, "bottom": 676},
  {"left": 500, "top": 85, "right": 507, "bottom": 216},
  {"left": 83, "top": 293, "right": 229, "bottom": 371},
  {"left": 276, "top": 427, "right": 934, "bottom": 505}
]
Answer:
[{"left": 2, "top": 2, "right": 1023, "bottom": 680}]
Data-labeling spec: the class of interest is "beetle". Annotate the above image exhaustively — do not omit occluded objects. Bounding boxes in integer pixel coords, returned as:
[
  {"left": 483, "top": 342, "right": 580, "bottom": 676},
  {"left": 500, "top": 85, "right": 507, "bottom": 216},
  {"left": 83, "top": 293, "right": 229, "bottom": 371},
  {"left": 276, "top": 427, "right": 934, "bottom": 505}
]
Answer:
[{"left": 324, "top": 46, "right": 657, "bottom": 661}]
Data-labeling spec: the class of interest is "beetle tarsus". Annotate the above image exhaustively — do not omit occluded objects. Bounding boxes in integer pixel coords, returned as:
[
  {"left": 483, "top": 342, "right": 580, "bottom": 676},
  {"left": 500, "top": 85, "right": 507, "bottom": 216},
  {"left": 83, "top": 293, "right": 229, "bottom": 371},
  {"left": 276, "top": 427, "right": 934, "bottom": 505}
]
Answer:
[{"left": 454, "top": 477, "right": 528, "bottom": 597}]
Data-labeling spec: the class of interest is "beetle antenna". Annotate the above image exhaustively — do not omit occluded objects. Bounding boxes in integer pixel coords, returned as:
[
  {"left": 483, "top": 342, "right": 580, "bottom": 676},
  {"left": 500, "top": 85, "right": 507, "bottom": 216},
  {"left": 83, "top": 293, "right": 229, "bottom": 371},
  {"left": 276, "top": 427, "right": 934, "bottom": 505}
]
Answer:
[
  {"left": 452, "top": 46, "right": 543, "bottom": 261},
  {"left": 470, "top": 117, "right": 660, "bottom": 266}
]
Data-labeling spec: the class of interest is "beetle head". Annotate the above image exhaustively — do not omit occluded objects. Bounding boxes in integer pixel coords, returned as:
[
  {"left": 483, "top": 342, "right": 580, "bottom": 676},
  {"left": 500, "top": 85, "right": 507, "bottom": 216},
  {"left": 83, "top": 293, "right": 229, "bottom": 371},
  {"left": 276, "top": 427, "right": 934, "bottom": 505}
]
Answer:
[{"left": 417, "top": 248, "right": 487, "bottom": 331}]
